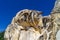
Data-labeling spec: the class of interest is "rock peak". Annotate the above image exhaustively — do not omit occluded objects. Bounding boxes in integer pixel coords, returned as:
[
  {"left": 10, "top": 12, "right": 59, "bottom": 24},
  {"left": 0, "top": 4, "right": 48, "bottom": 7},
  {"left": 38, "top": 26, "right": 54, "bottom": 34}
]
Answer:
[{"left": 51, "top": 0, "right": 60, "bottom": 13}]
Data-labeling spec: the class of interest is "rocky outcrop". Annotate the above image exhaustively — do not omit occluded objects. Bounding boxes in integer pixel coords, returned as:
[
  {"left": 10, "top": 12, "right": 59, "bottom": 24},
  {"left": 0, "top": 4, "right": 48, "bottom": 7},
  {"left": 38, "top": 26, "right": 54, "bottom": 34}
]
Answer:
[
  {"left": 4, "top": 0, "right": 60, "bottom": 40},
  {"left": 4, "top": 9, "right": 52, "bottom": 40},
  {"left": 50, "top": 0, "right": 60, "bottom": 40}
]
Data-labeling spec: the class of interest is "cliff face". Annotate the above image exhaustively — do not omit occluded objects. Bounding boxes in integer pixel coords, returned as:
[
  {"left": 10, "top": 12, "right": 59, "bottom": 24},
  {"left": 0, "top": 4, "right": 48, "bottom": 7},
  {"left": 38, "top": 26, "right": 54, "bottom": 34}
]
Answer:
[
  {"left": 4, "top": 0, "right": 60, "bottom": 40},
  {"left": 4, "top": 9, "right": 44, "bottom": 40}
]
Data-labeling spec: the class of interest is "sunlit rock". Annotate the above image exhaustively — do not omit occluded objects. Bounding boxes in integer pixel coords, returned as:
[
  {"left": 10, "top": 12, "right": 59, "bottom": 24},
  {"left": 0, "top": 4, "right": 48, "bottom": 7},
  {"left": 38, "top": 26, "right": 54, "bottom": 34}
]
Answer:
[{"left": 4, "top": 0, "right": 60, "bottom": 40}]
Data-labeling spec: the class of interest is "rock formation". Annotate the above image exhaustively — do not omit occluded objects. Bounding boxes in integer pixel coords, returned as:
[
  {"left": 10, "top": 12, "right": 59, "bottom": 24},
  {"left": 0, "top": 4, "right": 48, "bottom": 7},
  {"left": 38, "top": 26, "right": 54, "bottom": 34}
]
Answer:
[{"left": 4, "top": 0, "right": 60, "bottom": 40}]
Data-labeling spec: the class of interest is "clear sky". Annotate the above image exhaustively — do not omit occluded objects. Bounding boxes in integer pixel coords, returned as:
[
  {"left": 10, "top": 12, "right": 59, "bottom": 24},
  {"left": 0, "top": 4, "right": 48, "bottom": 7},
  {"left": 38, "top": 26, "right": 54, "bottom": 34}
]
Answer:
[{"left": 0, "top": 0, "right": 56, "bottom": 32}]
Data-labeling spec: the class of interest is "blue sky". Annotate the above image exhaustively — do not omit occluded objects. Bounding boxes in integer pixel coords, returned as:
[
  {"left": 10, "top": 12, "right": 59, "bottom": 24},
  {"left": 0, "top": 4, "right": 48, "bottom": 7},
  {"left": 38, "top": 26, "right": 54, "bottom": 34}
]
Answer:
[{"left": 0, "top": 0, "right": 56, "bottom": 32}]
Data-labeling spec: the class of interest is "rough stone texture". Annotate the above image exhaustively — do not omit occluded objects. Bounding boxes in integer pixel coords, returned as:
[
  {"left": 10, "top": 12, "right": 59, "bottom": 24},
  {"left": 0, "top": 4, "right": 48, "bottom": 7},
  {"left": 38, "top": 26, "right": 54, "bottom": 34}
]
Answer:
[
  {"left": 4, "top": 24, "right": 40, "bottom": 40},
  {"left": 4, "top": 9, "right": 44, "bottom": 40},
  {"left": 4, "top": 0, "right": 60, "bottom": 40}
]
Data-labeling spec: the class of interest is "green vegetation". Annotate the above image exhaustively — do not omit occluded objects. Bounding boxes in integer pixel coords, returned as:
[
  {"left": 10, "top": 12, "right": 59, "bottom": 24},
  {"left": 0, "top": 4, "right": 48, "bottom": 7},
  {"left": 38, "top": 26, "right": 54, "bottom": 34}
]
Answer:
[{"left": 0, "top": 32, "right": 4, "bottom": 40}]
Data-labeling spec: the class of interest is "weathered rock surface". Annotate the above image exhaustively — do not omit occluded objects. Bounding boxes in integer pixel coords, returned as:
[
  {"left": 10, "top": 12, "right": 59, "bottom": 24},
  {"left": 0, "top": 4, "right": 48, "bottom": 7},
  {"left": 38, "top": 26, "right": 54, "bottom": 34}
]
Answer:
[
  {"left": 4, "top": 0, "right": 60, "bottom": 40},
  {"left": 4, "top": 24, "right": 40, "bottom": 40},
  {"left": 4, "top": 9, "right": 44, "bottom": 40}
]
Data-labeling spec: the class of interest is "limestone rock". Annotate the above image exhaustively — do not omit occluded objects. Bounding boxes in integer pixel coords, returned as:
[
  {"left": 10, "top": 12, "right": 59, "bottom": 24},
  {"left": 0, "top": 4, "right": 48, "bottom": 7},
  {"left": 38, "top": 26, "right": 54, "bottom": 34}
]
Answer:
[
  {"left": 4, "top": 0, "right": 60, "bottom": 40},
  {"left": 51, "top": 0, "right": 60, "bottom": 40},
  {"left": 4, "top": 9, "right": 44, "bottom": 40},
  {"left": 51, "top": 0, "right": 60, "bottom": 13},
  {"left": 4, "top": 24, "right": 40, "bottom": 40}
]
